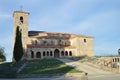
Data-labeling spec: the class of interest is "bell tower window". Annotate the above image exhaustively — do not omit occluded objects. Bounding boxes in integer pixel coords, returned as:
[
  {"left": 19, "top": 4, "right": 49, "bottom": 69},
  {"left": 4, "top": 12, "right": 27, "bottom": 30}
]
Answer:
[{"left": 20, "top": 16, "right": 23, "bottom": 23}]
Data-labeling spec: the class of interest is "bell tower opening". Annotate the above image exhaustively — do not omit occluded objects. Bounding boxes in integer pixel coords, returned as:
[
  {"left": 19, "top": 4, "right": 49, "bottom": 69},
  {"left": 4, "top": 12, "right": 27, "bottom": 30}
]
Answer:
[{"left": 20, "top": 16, "right": 23, "bottom": 24}]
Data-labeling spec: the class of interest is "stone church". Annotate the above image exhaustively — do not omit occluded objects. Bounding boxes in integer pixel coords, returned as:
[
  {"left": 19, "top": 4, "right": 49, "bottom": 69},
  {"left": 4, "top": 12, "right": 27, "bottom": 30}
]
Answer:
[{"left": 13, "top": 10, "right": 94, "bottom": 60}]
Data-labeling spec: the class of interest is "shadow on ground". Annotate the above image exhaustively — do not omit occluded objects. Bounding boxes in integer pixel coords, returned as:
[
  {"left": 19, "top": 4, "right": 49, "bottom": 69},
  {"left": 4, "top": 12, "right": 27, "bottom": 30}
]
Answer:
[{"left": 0, "top": 58, "right": 81, "bottom": 78}]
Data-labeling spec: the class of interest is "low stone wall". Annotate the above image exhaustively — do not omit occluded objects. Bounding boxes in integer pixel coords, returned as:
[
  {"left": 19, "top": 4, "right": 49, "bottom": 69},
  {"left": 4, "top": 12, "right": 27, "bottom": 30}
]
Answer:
[{"left": 85, "top": 62, "right": 119, "bottom": 73}]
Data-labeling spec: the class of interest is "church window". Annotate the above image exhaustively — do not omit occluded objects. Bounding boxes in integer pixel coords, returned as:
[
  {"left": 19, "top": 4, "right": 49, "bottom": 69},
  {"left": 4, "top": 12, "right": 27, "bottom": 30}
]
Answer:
[
  {"left": 20, "top": 16, "right": 23, "bottom": 23},
  {"left": 84, "top": 39, "right": 86, "bottom": 43}
]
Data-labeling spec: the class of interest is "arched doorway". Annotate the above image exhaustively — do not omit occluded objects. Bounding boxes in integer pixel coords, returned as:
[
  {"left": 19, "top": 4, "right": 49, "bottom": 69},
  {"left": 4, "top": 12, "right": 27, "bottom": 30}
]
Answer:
[
  {"left": 47, "top": 51, "right": 49, "bottom": 56},
  {"left": 50, "top": 51, "right": 53, "bottom": 56},
  {"left": 43, "top": 51, "right": 45, "bottom": 56},
  {"left": 54, "top": 49, "right": 60, "bottom": 58},
  {"left": 61, "top": 51, "right": 64, "bottom": 56},
  {"left": 65, "top": 51, "right": 68, "bottom": 56},
  {"left": 69, "top": 51, "right": 72, "bottom": 56},
  {"left": 36, "top": 52, "right": 41, "bottom": 58}
]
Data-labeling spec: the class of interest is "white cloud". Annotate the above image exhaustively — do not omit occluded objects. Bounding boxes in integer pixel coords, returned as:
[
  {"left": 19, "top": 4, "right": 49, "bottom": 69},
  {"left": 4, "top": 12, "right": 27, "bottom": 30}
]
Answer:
[
  {"left": 0, "top": 14, "right": 11, "bottom": 19},
  {"left": 68, "top": 10, "right": 120, "bottom": 35}
]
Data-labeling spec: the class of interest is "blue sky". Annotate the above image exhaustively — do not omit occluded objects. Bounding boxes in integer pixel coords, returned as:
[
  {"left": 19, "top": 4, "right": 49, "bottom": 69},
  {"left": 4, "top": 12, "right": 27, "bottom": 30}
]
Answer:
[{"left": 0, "top": 0, "right": 120, "bottom": 61}]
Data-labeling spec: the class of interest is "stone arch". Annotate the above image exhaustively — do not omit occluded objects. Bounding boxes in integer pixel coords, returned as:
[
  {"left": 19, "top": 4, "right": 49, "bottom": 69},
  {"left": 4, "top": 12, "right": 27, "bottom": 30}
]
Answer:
[
  {"left": 61, "top": 51, "right": 64, "bottom": 56},
  {"left": 43, "top": 51, "right": 46, "bottom": 56},
  {"left": 54, "top": 49, "right": 60, "bottom": 57},
  {"left": 65, "top": 51, "right": 68, "bottom": 56},
  {"left": 69, "top": 51, "right": 72, "bottom": 56},
  {"left": 36, "top": 52, "right": 41, "bottom": 58},
  {"left": 50, "top": 51, "right": 53, "bottom": 56},
  {"left": 47, "top": 51, "right": 49, "bottom": 56},
  {"left": 31, "top": 50, "right": 34, "bottom": 58}
]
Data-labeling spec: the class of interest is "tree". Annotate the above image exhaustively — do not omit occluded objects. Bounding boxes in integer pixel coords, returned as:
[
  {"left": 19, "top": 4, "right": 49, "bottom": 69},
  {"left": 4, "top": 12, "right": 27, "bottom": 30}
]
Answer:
[
  {"left": 0, "top": 46, "right": 6, "bottom": 62},
  {"left": 13, "top": 26, "right": 23, "bottom": 62},
  {"left": 118, "top": 49, "right": 120, "bottom": 56}
]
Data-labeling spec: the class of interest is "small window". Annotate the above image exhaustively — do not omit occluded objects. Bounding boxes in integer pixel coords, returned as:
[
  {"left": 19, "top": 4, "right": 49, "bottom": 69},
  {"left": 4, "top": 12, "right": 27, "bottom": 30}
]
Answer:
[
  {"left": 20, "top": 16, "right": 23, "bottom": 23},
  {"left": 84, "top": 39, "right": 86, "bottom": 43}
]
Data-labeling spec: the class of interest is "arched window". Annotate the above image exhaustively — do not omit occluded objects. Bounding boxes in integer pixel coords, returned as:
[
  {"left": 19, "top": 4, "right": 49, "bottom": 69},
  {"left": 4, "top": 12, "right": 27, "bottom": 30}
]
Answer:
[
  {"left": 69, "top": 51, "right": 72, "bottom": 56},
  {"left": 50, "top": 51, "right": 53, "bottom": 56},
  {"left": 31, "top": 50, "right": 34, "bottom": 58},
  {"left": 43, "top": 51, "right": 45, "bottom": 56},
  {"left": 20, "top": 16, "right": 23, "bottom": 23},
  {"left": 47, "top": 51, "right": 49, "bottom": 56},
  {"left": 65, "top": 51, "right": 68, "bottom": 56},
  {"left": 61, "top": 51, "right": 64, "bottom": 56}
]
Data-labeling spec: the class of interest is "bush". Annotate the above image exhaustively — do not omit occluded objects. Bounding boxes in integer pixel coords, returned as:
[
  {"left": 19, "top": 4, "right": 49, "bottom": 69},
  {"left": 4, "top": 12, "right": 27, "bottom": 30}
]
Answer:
[{"left": 0, "top": 47, "right": 6, "bottom": 62}]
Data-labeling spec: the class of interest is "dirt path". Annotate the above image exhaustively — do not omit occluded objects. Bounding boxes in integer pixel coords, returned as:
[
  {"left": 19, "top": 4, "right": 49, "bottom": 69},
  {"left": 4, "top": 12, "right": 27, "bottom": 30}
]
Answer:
[{"left": 58, "top": 58, "right": 113, "bottom": 76}]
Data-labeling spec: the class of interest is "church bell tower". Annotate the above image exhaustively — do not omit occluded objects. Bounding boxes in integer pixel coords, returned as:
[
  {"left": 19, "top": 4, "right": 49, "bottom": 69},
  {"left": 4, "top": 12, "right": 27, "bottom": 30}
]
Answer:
[{"left": 13, "top": 10, "right": 29, "bottom": 58}]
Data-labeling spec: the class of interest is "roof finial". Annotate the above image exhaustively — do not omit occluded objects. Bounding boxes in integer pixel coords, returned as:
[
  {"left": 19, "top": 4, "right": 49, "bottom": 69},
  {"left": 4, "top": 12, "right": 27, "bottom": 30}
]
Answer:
[{"left": 20, "top": 5, "right": 23, "bottom": 11}]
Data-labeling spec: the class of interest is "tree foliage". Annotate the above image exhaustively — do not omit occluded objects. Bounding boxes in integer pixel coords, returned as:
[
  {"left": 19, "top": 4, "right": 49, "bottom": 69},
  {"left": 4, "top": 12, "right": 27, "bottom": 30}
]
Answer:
[
  {"left": 0, "top": 46, "right": 6, "bottom": 62},
  {"left": 13, "top": 26, "right": 23, "bottom": 62},
  {"left": 118, "top": 49, "right": 120, "bottom": 56}
]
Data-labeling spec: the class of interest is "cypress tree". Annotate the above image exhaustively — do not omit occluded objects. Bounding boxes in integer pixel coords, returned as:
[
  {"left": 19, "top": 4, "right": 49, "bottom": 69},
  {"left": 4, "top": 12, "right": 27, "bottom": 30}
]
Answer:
[
  {"left": 13, "top": 26, "right": 23, "bottom": 62},
  {"left": 0, "top": 47, "right": 6, "bottom": 62}
]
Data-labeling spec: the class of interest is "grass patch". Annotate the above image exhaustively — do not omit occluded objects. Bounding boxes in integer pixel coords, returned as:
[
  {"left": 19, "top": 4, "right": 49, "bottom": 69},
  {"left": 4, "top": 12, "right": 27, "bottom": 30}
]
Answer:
[
  {"left": 0, "top": 60, "right": 26, "bottom": 78},
  {"left": 20, "top": 58, "right": 82, "bottom": 74}
]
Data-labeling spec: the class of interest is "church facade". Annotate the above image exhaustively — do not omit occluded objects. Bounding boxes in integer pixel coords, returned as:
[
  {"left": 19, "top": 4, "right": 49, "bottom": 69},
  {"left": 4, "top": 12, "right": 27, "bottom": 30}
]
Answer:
[{"left": 13, "top": 10, "right": 94, "bottom": 60}]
